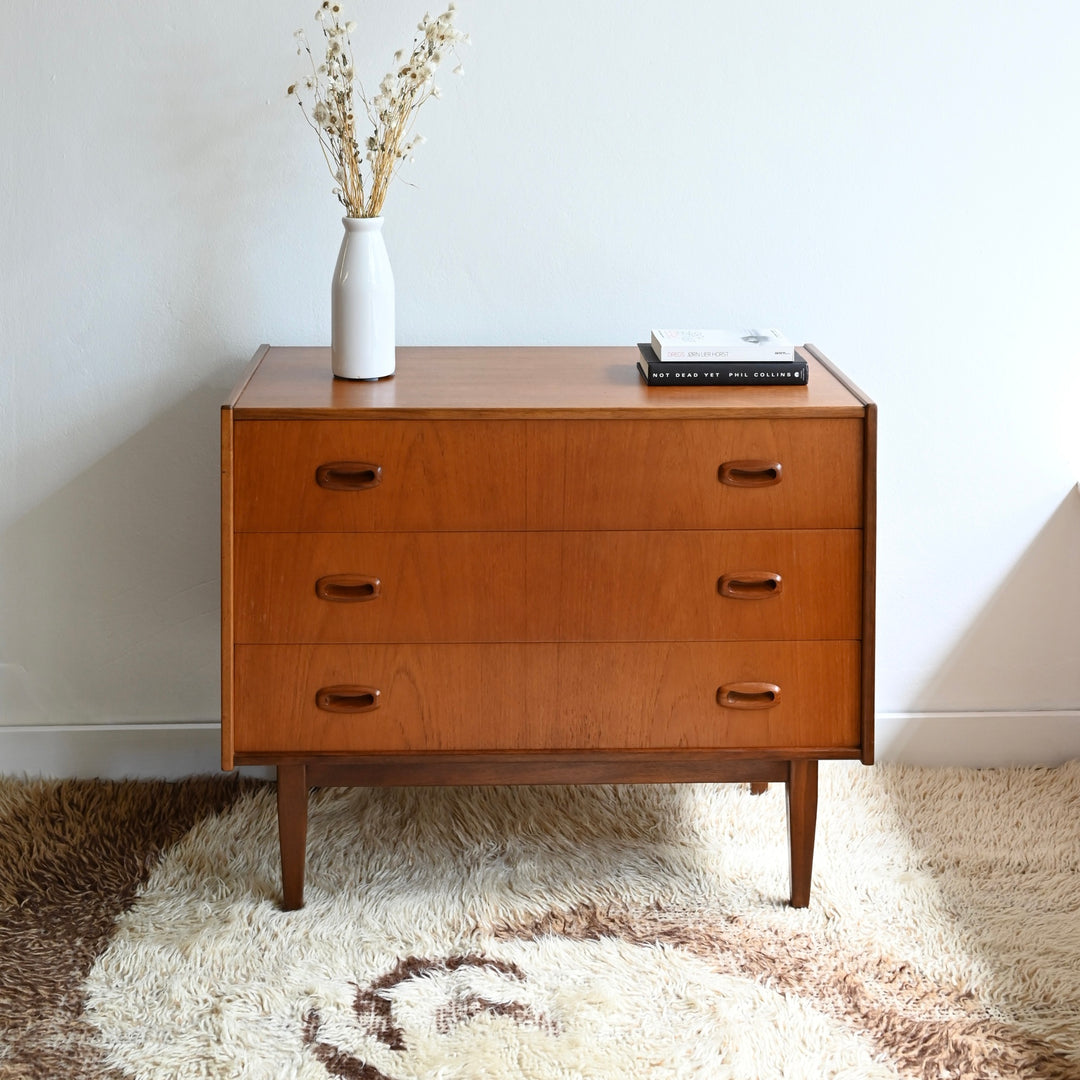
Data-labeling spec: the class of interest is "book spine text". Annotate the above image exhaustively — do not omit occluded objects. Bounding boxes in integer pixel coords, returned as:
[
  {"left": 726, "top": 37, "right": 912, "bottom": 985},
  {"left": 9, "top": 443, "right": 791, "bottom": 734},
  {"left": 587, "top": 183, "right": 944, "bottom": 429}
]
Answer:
[{"left": 637, "top": 361, "right": 808, "bottom": 386}]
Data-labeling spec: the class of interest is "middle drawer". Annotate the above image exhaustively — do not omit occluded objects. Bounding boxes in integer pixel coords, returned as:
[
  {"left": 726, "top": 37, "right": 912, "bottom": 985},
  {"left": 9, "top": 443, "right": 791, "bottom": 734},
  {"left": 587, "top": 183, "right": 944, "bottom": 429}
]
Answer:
[{"left": 234, "top": 530, "right": 862, "bottom": 643}]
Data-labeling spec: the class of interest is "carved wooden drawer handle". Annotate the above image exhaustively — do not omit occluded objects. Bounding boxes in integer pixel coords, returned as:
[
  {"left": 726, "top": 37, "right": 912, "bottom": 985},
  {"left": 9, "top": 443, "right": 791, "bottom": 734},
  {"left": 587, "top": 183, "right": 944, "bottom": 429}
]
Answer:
[
  {"left": 315, "top": 575, "right": 382, "bottom": 603},
  {"left": 718, "top": 460, "right": 783, "bottom": 487},
  {"left": 315, "top": 686, "right": 381, "bottom": 713},
  {"left": 315, "top": 462, "right": 383, "bottom": 490},
  {"left": 717, "top": 571, "right": 783, "bottom": 600},
  {"left": 716, "top": 682, "right": 782, "bottom": 710}
]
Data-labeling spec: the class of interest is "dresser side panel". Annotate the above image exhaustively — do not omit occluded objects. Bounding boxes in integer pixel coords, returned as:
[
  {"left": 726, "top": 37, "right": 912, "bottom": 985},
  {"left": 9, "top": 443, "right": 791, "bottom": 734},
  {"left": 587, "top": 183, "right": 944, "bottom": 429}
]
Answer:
[
  {"left": 861, "top": 402, "right": 878, "bottom": 763},
  {"left": 220, "top": 404, "right": 235, "bottom": 771},
  {"left": 223, "top": 346, "right": 275, "bottom": 771}
]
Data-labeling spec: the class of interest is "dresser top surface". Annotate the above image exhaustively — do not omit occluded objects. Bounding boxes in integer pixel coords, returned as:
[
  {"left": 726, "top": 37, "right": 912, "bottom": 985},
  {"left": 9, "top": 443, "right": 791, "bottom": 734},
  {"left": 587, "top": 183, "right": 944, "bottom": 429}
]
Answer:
[{"left": 227, "top": 345, "right": 871, "bottom": 419}]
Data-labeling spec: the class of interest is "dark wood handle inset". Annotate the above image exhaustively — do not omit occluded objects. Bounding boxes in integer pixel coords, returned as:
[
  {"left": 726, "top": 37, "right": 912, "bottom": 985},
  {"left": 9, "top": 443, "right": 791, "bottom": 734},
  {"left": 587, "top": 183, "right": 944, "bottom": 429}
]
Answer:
[
  {"left": 315, "top": 686, "right": 381, "bottom": 713},
  {"left": 315, "top": 462, "right": 383, "bottom": 491},
  {"left": 716, "top": 682, "right": 782, "bottom": 710},
  {"left": 718, "top": 460, "right": 783, "bottom": 487},
  {"left": 718, "top": 571, "right": 783, "bottom": 600},
  {"left": 315, "top": 575, "right": 382, "bottom": 603}
]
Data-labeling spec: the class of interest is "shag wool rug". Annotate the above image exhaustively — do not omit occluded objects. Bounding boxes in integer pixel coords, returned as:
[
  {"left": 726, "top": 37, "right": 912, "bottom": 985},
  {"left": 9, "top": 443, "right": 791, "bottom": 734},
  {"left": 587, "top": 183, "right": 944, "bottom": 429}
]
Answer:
[{"left": 1, "top": 762, "right": 1079, "bottom": 1080}]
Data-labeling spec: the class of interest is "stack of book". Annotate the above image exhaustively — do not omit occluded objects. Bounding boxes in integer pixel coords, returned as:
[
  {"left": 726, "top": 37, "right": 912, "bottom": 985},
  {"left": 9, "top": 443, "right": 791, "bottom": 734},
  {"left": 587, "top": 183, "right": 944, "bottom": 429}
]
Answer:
[{"left": 637, "top": 329, "right": 809, "bottom": 386}]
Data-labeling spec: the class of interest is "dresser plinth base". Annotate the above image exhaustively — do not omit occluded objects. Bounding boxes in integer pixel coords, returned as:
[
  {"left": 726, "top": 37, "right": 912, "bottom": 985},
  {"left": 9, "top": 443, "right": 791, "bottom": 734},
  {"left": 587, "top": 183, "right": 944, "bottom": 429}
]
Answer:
[{"left": 261, "top": 752, "right": 828, "bottom": 912}]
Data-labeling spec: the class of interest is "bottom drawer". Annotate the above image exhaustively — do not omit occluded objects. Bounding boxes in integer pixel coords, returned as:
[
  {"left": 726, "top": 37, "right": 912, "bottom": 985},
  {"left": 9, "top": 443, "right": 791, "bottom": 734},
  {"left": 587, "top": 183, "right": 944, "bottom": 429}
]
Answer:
[{"left": 234, "top": 642, "right": 861, "bottom": 754}]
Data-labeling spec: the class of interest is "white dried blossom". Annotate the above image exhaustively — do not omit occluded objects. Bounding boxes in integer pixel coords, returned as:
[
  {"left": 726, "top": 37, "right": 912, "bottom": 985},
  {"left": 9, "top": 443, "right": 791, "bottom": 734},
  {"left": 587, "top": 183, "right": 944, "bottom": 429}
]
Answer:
[{"left": 287, "top": 0, "right": 469, "bottom": 217}]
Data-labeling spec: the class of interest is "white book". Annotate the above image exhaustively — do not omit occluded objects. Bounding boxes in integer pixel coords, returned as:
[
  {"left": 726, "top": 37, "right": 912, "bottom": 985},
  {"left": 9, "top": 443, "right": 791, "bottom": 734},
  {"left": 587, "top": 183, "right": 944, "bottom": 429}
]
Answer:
[{"left": 650, "top": 328, "right": 795, "bottom": 362}]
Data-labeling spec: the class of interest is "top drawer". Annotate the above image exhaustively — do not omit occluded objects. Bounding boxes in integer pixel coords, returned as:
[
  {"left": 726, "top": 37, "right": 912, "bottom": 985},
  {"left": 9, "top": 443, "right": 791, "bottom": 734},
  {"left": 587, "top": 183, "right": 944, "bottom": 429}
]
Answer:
[
  {"left": 233, "top": 417, "right": 864, "bottom": 532},
  {"left": 234, "top": 420, "right": 527, "bottom": 532},
  {"left": 527, "top": 419, "right": 864, "bottom": 530}
]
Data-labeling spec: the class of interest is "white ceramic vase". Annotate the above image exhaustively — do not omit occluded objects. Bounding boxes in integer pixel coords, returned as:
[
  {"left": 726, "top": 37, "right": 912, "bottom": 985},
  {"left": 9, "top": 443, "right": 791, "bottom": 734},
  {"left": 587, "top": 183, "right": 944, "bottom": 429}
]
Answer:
[{"left": 331, "top": 216, "right": 395, "bottom": 380}]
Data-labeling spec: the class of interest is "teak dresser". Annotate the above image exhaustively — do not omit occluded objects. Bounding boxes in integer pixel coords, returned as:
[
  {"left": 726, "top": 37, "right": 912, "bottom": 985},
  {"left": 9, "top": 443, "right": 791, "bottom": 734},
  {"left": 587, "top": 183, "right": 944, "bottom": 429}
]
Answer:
[{"left": 221, "top": 345, "right": 876, "bottom": 910}]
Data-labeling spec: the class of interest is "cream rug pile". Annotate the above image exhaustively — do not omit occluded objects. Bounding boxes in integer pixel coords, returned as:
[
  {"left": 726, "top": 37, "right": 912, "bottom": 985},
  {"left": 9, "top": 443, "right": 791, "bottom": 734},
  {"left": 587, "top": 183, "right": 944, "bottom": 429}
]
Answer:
[{"left": 2, "top": 761, "right": 1079, "bottom": 1079}]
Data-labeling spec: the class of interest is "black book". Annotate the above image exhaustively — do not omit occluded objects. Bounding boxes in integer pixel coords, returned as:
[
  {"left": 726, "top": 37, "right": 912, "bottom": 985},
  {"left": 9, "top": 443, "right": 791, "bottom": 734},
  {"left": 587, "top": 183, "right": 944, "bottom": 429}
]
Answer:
[{"left": 636, "top": 343, "right": 809, "bottom": 386}]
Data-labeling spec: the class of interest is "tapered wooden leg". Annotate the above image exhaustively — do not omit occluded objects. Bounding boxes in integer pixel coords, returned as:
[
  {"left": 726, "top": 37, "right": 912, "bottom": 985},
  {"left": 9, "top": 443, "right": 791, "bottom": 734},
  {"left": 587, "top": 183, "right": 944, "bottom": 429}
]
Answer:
[
  {"left": 749, "top": 782, "right": 769, "bottom": 795},
  {"left": 276, "top": 764, "right": 308, "bottom": 911},
  {"left": 785, "top": 759, "right": 818, "bottom": 908}
]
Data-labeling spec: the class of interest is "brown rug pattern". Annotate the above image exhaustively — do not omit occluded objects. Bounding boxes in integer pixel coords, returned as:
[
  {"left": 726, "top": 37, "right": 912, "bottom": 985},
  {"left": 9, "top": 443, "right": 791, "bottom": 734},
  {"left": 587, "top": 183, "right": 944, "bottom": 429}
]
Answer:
[
  {"left": 500, "top": 902, "right": 1077, "bottom": 1080},
  {"left": 1, "top": 765, "right": 1078, "bottom": 1079},
  {"left": 0, "top": 777, "right": 254, "bottom": 1080}
]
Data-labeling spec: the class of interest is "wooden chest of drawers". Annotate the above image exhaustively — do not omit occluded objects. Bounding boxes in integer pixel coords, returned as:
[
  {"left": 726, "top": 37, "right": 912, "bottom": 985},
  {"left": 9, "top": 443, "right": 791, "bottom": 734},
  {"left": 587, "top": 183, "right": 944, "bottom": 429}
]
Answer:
[{"left": 222, "top": 345, "right": 876, "bottom": 909}]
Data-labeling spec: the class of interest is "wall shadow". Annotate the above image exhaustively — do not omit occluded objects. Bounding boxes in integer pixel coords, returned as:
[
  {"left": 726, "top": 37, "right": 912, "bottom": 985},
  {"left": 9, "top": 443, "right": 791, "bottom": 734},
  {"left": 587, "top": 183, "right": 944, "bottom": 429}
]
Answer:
[
  {"left": 909, "top": 485, "right": 1080, "bottom": 714},
  {"left": 0, "top": 372, "right": 240, "bottom": 725},
  {"left": 879, "top": 485, "right": 1080, "bottom": 764}
]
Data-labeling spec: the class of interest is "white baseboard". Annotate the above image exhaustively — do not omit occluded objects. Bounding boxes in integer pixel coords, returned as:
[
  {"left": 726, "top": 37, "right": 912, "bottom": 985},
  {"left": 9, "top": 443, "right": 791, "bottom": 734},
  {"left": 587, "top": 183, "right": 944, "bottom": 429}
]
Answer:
[
  {"left": 1, "top": 713, "right": 1078, "bottom": 780},
  {"left": 0, "top": 723, "right": 273, "bottom": 780},
  {"left": 875, "top": 711, "right": 1080, "bottom": 767}
]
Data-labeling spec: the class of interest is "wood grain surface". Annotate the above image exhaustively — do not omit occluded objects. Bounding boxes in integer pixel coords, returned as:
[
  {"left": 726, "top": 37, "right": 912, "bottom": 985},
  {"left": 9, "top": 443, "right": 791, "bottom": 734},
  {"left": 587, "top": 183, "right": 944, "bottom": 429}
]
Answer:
[
  {"left": 234, "top": 532, "right": 528, "bottom": 643},
  {"left": 234, "top": 417, "right": 862, "bottom": 532},
  {"left": 525, "top": 419, "right": 863, "bottom": 530},
  {"left": 233, "top": 529, "right": 861, "bottom": 643},
  {"left": 232, "top": 346, "right": 866, "bottom": 419},
  {"left": 234, "top": 419, "right": 526, "bottom": 532},
  {"left": 233, "top": 641, "right": 861, "bottom": 753}
]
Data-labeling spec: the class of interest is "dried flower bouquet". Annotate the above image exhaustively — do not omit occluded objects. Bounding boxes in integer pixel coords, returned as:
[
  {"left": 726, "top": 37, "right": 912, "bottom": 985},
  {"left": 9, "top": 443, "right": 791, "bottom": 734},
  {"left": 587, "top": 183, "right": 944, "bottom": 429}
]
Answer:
[{"left": 289, "top": 1, "right": 468, "bottom": 218}]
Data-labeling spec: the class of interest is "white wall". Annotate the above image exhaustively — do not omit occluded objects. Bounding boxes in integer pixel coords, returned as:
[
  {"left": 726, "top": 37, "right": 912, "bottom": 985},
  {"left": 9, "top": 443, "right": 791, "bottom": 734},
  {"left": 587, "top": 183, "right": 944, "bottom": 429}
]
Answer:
[{"left": 2, "top": 0, "right": 1079, "bottom": 775}]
